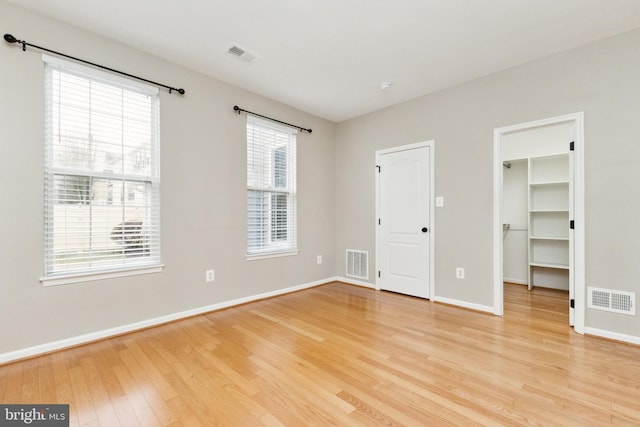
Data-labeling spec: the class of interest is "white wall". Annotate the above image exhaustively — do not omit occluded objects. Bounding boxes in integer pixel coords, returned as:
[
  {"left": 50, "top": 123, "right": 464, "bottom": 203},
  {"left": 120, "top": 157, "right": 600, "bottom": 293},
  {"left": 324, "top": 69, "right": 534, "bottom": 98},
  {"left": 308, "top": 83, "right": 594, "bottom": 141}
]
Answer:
[
  {"left": 0, "top": 2, "right": 336, "bottom": 356},
  {"left": 336, "top": 27, "right": 640, "bottom": 339}
]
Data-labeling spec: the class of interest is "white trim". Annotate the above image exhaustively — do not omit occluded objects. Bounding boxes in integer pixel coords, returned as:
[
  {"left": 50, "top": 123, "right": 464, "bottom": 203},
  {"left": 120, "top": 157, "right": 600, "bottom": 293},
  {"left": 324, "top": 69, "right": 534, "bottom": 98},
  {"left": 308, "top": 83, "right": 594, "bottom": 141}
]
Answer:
[
  {"left": 503, "top": 278, "right": 528, "bottom": 286},
  {"left": 336, "top": 276, "right": 376, "bottom": 289},
  {"left": 376, "top": 140, "right": 432, "bottom": 156},
  {"left": 493, "top": 126, "right": 504, "bottom": 315},
  {"left": 573, "top": 113, "right": 586, "bottom": 334},
  {"left": 433, "top": 296, "right": 495, "bottom": 314},
  {"left": 246, "top": 250, "right": 299, "bottom": 261},
  {"left": 247, "top": 114, "right": 299, "bottom": 134},
  {"left": 375, "top": 140, "right": 435, "bottom": 299},
  {"left": 428, "top": 143, "right": 436, "bottom": 299},
  {"left": 493, "top": 112, "right": 585, "bottom": 332},
  {"left": 584, "top": 327, "right": 640, "bottom": 346},
  {"left": 42, "top": 54, "right": 159, "bottom": 95},
  {"left": 41, "top": 265, "right": 164, "bottom": 287},
  {"left": 0, "top": 277, "right": 333, "bottom": 365},
  {"left": 493, "top": 113, "right": 582, "bottom": 135}
]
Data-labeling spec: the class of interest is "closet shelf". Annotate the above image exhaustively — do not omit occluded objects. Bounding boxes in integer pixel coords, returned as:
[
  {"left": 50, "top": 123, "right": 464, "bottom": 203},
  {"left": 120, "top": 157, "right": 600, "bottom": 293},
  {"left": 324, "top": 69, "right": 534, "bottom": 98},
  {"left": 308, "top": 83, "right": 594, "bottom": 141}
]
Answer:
[
  {"left": 529, "top": 236, "right": 569, "bottom": 241},
  {"left": 528, "top": 153, "right": 571, "bottom": 291},
  {"left": 530, "top": 209, "right": 569, "bottom": 213},
  {"left": 530, "top": 261, "right": 570, "bottom": 269},
  {"left": 530, "top": 180, "right": 569, "bottom": 187}
]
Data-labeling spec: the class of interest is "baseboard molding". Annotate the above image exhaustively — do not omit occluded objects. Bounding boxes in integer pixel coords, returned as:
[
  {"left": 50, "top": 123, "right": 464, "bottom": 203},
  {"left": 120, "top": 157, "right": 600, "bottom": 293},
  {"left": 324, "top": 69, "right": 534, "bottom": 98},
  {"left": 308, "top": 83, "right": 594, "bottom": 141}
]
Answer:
[
  {"left": 336, "top": 276, "right": 376, "bottom": 289},
  {"left": 584, "top": 327, "right": 640, "bottom": 346},
  {"left": 0, "top": 277, "right": 334, "bottom": 365},
  {"left": 433, "top": 296, "right": 496, "bottom": 314},
  {"left": 503, "top": 278, "right": 527, "bottom": 285}
]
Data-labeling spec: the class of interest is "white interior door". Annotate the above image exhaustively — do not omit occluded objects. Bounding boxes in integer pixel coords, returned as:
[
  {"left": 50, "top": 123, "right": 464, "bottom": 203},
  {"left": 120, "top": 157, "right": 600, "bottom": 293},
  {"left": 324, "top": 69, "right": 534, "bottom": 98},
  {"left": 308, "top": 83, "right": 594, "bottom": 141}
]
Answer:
[{"left": 377, "top": 144, "right": 431, "bottom": 298}]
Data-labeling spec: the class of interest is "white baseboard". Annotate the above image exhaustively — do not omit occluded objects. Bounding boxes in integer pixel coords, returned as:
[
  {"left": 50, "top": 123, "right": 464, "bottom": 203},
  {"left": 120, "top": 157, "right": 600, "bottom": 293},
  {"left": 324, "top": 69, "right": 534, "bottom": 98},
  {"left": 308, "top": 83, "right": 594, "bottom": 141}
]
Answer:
[
  {"left": 584, "top": 327, "right": 640, "bottom": 346},
  {"left": 339, "top": 280, "right": 496, "bottom": 315},
  {"left": 433, "top": 296, "right": 496, "bottom": 314},
  {"left": 0, "top": 277, "right": 334, "bottom": 365},
  {"left": 503, "top": 278, "right": 527, "bottom": 285},
  {"left": 336, "top": 276, "right": 376, "bottom": 289}
]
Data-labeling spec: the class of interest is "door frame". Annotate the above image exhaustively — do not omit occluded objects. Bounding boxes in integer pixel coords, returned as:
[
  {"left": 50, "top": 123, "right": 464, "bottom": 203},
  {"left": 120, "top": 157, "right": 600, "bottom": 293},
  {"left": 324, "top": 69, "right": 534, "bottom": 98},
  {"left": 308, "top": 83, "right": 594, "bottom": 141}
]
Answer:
[
  {"left": 492, "top": 112, "right": 585, "bottom": 334},
  {"left": 375, "top": 140, "right": 435, "bottom": 299}
]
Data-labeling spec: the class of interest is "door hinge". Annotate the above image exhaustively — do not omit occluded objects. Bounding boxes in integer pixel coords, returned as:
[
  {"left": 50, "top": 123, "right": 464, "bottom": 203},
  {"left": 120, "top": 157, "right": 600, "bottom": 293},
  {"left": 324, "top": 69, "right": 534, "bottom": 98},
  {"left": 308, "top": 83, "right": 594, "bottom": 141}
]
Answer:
[
  {"left": 569, "top": 141, "right": 575, "bottom": 151},
  {"left": 378, "top": 270, "right": 381, "bottom": 278},
  {"left": 570, "top": 299, "right": 575, "bottom": 309},
  {"left": 570, "top": 220, "right": 575, "bottom": 230},
  {"left": 376, "top": 165, "right": 381, "bottom": 173}
]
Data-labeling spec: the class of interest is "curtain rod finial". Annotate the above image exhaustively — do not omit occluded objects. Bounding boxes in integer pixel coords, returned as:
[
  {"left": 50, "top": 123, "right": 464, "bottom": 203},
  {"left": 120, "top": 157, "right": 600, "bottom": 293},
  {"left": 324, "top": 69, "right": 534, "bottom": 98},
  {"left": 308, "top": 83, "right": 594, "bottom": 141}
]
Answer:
[{"left": 4, "top": 33, "right": 18, "bottom": 44}]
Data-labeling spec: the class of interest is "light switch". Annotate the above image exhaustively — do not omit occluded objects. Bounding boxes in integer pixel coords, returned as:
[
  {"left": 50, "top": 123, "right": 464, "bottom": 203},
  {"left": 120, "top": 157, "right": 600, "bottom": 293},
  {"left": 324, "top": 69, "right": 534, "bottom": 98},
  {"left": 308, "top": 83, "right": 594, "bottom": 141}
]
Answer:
[{"left": 436, "top": 196, "right": 444, "bottom": 207}]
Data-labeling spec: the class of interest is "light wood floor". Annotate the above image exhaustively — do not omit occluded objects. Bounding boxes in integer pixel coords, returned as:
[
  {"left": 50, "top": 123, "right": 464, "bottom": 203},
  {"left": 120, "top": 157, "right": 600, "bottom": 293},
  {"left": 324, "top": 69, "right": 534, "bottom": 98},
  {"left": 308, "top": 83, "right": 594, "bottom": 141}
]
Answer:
[{"left": 1, "top": 282, "right": 640, "bottom": 426}]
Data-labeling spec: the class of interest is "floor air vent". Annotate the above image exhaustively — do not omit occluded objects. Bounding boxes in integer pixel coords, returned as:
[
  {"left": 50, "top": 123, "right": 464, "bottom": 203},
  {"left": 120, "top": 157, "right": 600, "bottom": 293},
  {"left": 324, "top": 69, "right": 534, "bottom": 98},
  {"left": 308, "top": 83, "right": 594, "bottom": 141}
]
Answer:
[
  {"left": 588, "top": 287, "right": 636, "bottom": 315},
  {"left": 346, "top": 250, "right": 368, "bottom": 280}
]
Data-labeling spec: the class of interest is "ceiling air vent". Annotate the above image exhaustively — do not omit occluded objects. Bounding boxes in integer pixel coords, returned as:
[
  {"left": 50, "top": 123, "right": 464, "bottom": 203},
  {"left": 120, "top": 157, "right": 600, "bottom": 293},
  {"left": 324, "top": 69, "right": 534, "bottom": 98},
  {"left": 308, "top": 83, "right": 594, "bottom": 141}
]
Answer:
[{"left": 226, "top": 45, "right": 259, "bottom": 64}]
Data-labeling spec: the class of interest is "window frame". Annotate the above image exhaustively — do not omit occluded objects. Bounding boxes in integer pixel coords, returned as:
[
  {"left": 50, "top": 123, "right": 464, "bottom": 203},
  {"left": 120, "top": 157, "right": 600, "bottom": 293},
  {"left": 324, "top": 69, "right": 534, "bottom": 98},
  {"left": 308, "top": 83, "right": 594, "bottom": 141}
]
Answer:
[
  {"left": 40, "top": 55, "right": 163, "bottom": 286},
  {"left": 246, "top": 116, "right": 298, "bottom": 259}
]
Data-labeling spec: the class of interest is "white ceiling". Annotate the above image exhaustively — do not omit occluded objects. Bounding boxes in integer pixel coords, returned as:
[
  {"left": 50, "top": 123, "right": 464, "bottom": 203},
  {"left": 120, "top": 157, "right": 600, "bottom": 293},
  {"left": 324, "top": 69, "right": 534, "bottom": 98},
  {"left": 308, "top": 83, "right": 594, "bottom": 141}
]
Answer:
[{"left": 6, "top": 0, "right": 640, "bottom": 122}]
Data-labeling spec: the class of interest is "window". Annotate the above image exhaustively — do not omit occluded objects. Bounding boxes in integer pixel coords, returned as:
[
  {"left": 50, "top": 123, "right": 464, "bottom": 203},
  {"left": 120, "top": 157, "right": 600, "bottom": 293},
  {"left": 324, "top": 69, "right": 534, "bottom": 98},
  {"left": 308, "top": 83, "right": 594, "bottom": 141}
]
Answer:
[
  {"left": 246, "top": 116, "right": 297, "bottom": 256},
  {"left": 43, "top": 55, "right": 161, "bottom": 282}
]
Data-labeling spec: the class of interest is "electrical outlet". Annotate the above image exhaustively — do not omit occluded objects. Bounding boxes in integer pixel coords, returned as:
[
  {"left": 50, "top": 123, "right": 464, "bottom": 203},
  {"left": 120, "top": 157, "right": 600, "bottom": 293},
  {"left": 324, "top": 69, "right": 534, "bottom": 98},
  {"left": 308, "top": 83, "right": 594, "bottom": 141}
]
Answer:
[
  {"left": 317, "top": 255, "right": 323, "bottom": 264},
  {"left": 206, "top": 269, "right": 215, "bottom": 282},
  {"left": 456, "top": 267, "right": 465, "bottom": 279}
]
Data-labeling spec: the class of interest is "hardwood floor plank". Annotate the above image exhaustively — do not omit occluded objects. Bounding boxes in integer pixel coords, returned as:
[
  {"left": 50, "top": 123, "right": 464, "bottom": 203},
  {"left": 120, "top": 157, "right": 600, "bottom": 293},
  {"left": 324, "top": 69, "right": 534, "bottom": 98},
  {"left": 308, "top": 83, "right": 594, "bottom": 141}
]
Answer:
[
  {"left": 336, "top": 389, "right": 405, "bottom": 426},
  {"left": 68, "top": 364, "right": 99, "bottom": 425},
  {"left": 112, "top": 364, "right": 162, "bottom": 426},
  {"left": 156, "top": 339, "right": 259, "bottom": 427},
  {"left": 1, "top": 282, "right": 640, "bottom": 425},
  {"left": 79, "top": 357, "right": 122, "bottom": 427},
  {"left": 37, "top": 356, "right": 56, "bottom": 403},
  {"left": 88, "top": 342, "right": 140, "bottom": 427},
  {"left": 122, "top": 340, "right": 177, "bottom": 402},
  {"left": 20, "top": 359, "right": 39, "bottom": 403},
  {"left": 117, "top": 346, "right": 177, "bottom": 426},
  {"left": 164, "top": 396, "right": 203, "bottom": 427},
  {"left": 1, "top": 361, "right": 23, "bottom": 403},
  {"left": 50, "top": 351, "right": 80, "bottom": 426}
]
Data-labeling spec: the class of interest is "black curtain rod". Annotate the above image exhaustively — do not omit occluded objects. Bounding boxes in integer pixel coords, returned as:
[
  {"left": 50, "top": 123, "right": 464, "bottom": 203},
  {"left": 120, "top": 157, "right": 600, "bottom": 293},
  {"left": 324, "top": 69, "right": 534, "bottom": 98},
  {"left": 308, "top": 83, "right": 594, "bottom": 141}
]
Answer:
[
  {"left": 3, "top": 33, "right": 185, "bottom": 95},
  {"left": 234, "top": 105, "right": 312, "bottom": 133}
]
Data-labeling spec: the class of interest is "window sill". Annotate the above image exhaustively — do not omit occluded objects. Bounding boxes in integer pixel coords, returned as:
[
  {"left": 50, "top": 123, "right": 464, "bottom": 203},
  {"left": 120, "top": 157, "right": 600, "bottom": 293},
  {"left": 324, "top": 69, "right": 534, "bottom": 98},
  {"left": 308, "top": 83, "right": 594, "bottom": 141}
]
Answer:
[
  {"left": 40, "top": 264, "right": 164, "bottom": 287},
  {"left": 246, "top": 250, "right": 299, "bottom": 261}
]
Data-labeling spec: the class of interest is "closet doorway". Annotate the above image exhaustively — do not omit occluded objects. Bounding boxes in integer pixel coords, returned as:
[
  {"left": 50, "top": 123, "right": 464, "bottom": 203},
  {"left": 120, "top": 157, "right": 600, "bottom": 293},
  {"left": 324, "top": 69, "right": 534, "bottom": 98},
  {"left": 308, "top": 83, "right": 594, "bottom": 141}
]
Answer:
[{"left": 493, "top": 113, "right": 585, "bottom": 333}]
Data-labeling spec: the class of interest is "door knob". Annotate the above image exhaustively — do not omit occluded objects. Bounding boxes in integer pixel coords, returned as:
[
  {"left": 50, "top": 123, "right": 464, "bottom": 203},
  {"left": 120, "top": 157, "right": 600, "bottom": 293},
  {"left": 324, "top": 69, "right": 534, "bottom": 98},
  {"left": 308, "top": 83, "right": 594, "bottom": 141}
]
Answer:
[{"left": 421, "top": 227, "right": 428, "bottom": 233}]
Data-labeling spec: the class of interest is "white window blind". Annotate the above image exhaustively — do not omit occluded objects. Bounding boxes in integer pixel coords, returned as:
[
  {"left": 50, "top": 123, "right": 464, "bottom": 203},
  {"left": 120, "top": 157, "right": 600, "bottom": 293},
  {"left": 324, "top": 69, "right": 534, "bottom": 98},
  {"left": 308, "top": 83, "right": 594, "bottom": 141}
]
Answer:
[
  {"left": 43, "top": 55, "right": 161, "bottom": 278},
  {"left": 246, "top": 116, "right": 297, "bottom": 255}
]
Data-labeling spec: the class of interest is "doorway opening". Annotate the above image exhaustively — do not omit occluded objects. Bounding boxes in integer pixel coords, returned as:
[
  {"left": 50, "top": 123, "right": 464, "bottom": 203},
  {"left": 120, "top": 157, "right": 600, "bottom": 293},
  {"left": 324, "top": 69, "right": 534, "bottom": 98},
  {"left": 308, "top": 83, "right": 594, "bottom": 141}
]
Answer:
[
  {"left": 503, "top": 282, "right": 570, "bottom": 326},
  {"left": 493, "top": 113, "right": 585, "bottom": 333}
]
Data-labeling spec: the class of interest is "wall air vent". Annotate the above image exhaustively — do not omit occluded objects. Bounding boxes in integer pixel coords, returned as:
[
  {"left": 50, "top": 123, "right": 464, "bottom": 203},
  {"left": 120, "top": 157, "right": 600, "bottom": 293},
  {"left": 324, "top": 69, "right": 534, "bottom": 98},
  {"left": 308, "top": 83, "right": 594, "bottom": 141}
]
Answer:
[
  {"left": 346, "top": 249, "right": 368, "bottom": 280},
  {"left": 226, "top": 45, "right": 259, "bottom": 64},
  {"left": 588, "top": 287, "right": 636, "bottom": 315}
]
